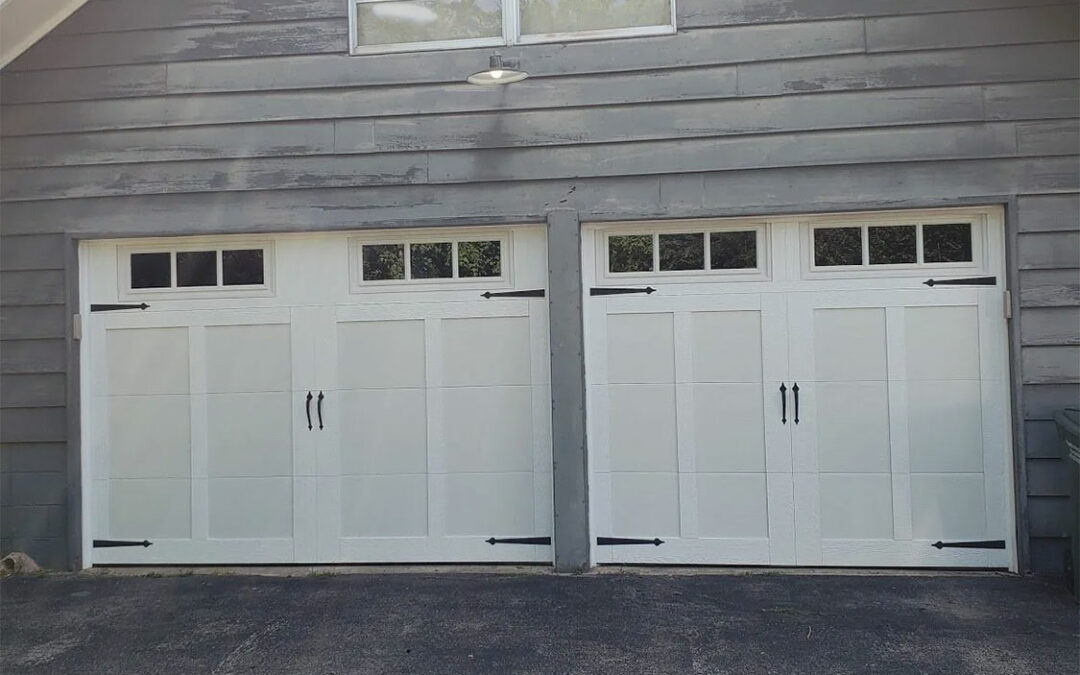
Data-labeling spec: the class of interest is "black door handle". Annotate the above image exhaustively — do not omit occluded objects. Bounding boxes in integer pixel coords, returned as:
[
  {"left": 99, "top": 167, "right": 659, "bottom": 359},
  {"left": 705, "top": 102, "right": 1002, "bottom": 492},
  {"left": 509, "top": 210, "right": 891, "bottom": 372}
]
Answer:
[
  {"left": 792, "top": 383, "right": 800, "bottom": 425},
  {"left": 779, "top": 383, "right": 787, "bottom": 424},
  {"left": 305, "top": 391, "right": 313, "bottom": 431},
  {"left": 317, "top": 391, "right": 324, "bottom": 430}
]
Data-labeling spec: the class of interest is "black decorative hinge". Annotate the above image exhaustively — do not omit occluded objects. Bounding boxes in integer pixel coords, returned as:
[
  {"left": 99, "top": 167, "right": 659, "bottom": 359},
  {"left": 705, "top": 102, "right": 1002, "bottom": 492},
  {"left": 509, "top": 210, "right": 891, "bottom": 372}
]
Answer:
[
  {"left": 923, "top": 276, "right": 996, "bottom": 287},
  {"left": 485, "top": 537, "right": 551, "bottom": 546},
  {"left": 481, "top": 289, "right": 546, "bottom": 299},
  {"left": 931, "top": 540, "right": 1006, "bottom": 550},
  {"left": 597, "top": 537, "right": 664, "bottom": 546},
  {"left": 93, "top": 539, "right": 152, "bottom": 548},
  {"left": 590, "top": 287, "right": 657, "bottom": 296},
  {"left": 90, "top": 303, "right": 150, "bottom": 312}
]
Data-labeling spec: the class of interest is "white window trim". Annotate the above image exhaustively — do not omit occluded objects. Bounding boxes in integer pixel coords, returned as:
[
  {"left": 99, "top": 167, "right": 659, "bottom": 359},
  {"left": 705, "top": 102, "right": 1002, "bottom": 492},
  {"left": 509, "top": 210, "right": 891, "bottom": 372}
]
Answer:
[
  {"left": 597, "top": 219, "right": 770, "bottom": 284},
  {"left": 119, "top": 239, "right": 275, "bottom": 301},
  {"left": 803, "top": 212, "right": 987, "bottom": 279},
  {"left": 348, "top": 0, "right": 677, "bottom": 57},
  {"left": 350, "top": 229, "right": 513, "bottom": 293}
]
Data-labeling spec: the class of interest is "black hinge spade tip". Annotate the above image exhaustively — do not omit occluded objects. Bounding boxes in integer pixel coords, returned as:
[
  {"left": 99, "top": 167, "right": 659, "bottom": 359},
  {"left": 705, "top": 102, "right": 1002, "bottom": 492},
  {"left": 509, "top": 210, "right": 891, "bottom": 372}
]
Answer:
[
  {"left": 932, "top": 539, "right": 1006, "bottom": 550},
  {"left": 924, "top": 276, "right": 996, "bottom": 287},
  {"left": 596, "top": 537, "right": 664, "bottom": 546},
  {"left": 481, "top": 289, "right": 546, "bottom": 299},
  {"left": 486, "top": 536, "right": 552, "bottom": 546},
  {"left": 90, "top": 303, "right": 150, "bottom": 312},
  {"left": 93, "top": 539, "right": 152, "bottom": 548},
  {"left": 590, "top": 287, "right": 657, "bottom": 296}
]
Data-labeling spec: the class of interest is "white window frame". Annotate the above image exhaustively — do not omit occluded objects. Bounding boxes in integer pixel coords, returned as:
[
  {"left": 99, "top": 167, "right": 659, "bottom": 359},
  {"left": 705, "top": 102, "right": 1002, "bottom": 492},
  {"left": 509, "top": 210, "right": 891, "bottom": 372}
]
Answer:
[
  {"left": 598, "top": 220, "right": 769, "bottom": 284},
  {"left": 348, "top": 0, "right": 677, "bottom": 56},
  {"left": 803, "top": 212, "right": 987, "bottom": 279},
  {"left": 119, "top": 239, "right": 275, "bottom": 300},
  {"left": 350, "top": 228, "right": 513, "bottom": 293}
]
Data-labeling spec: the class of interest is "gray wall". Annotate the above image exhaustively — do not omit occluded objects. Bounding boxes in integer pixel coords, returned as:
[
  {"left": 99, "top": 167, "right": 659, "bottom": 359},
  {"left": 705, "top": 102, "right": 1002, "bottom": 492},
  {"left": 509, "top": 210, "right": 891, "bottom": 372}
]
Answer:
[{"left": 0, "top": 0, "right": 1077, "bottom": 571}]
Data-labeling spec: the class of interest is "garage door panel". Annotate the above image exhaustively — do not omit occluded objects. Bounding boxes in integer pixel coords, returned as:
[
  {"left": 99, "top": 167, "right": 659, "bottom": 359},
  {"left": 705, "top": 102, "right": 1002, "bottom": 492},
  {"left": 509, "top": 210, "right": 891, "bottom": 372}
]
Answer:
[
  {"left": 206, "top": 392, "right": 293, "bottom": 477},
  {"left": 607, "top": 313, "right": 674, "bottom": 384},
  {"left": 442, "top": 316, "right": 531, "bottom": 386},
  {"left": 818, "top": 474, "right": 895, "bottom": 540},
  {"left": 442, "top": 386, "right": 533, "bottom": 474},
  {"left": 208, "top": 477, "right": 293, "bottom": 539},
  {"left": 696, "top": 474, "right": 769, "bottom": 539},
  {"left": 109, "top": 478, "right": 191, "bottom": 540},
  {"left": 693, "top": 383, "right": 766, "bottom": 473},
  {"left": 341, "top": 475, "right": 428, "bottom": 538},
  {"left": 444, "top": 472, "right": 536, "bottom": 536},
  {"left": 107, "top": 327, "right": 189, "bottom": 396},
  {"left": 907, "top": 381, "right": 984, "bottom": 473},
  {"left": 338, "top": 389, "right": 428, "bottom": 475},
  {"left": 205, "top": 324, "right": 291, "bottom": 393},
  {"left": 905, "top": 306, "right": 980, "bottom": 381},
  {"left": 910, "top": 474, "right": 988, "bottom": 540},
  {"left": 608, "top": 384, "right": 677, "bottom": 472},
  {"left": 611, "top": 472, "right": 680, "bottom": 538},
  {"left": 337, "top": 319, "right": 426, "bottom": 389},
  {"left": 107, "top": 395, "right": 191, "bottom": 479},
  {"left": 815, "top": 382, "right": 891, "bottom": 473},
  {"left": 690, "top": 311, "right": 763, "bottom": 383},
  {"left": 813, "top": 308, "right": 887, "bottom": 382}
]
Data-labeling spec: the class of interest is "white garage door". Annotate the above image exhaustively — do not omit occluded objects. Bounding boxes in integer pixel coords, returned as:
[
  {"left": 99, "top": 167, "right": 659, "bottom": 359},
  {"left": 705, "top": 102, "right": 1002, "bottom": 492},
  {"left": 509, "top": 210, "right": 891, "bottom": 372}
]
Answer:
[
  {"left": 82, "top": 227, "right": 552, "bottom": 565},
  {"left": 585, "top": 208, "right": 1014, "bottom": 569}
]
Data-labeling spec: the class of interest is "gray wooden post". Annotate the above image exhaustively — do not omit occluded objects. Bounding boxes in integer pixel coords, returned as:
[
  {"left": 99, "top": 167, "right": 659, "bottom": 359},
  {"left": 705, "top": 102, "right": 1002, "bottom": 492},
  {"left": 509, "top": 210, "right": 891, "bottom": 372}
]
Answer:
[{"left": 546, "top": 208, "right": 591, "bottom": 573}]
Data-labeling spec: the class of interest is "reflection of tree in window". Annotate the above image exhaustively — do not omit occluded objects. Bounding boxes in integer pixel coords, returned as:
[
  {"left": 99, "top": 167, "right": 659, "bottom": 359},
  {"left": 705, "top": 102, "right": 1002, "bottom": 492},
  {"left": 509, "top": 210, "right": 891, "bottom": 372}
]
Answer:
[
  {"left": 520, "top": 0, "right": 670, "bottom": 34},
  {"left": 710, "top": 231, "right": 757, "bottom": 269},
  {"left": 659, "top": 233, "right": 704, "bottom": 271},
  {"left": 357, "top": 0, "right": 503, "bottom": 45},
  {"left": 410, "top": 242, "right": 453, "bottom": 278},
  {"left": 363, "top": 244, "right": 405, "bottom": 280},
  {"left": 868, "top": 226, "right": 917, "bottom": 265},
  {"left": 923, "top": 224, "right": 973, "bottom": 263},
  {"left": 458, "top": 240, "right": 501, "bottom": 277},
  {"left": 609, "top": 235, "right": 653, "bottom": 272},
  {"left": 814, "top": 228, "right": 862, "bottom": 267}
]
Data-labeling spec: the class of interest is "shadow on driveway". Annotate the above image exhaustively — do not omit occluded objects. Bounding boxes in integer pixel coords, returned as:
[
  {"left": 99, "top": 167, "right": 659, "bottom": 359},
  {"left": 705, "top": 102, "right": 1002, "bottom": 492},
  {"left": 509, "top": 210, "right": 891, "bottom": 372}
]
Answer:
[{"left": 1, "top": 571, "right": 1077, "bottom": 674}]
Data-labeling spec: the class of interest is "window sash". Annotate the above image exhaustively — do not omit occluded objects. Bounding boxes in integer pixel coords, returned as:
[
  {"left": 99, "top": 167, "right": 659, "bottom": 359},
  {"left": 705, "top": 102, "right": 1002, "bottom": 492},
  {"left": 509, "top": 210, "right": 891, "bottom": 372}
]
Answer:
[{"left": 349, "top": 0, "right": 676, "bottom": 56}]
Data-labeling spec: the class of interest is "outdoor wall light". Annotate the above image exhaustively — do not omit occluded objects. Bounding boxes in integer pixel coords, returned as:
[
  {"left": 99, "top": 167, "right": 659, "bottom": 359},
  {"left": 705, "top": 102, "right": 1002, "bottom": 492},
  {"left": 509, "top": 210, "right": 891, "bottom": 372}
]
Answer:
[{"left": 466, "top": 54, "right": 528, "bottom": 85}]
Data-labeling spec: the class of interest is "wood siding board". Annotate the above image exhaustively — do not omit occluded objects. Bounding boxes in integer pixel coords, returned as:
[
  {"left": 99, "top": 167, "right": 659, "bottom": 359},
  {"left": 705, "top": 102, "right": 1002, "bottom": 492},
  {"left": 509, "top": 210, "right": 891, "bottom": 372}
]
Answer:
[
  {"left": 736, "top": 42, "right": 1080, "bottom": 97},
  {"left": 0, "top": 271, "right": 67, "bottom": 306},
  {"left": 0, "top": 339, "right": 66, "bottom": 375},
  {"left": 1029, "top": 536, "right": 1068, "bottom": 574},
  {"left": 1023, "top": 383, "right": 1080, "bottom": 420},
  {"left": 1019, "top": 269, "right": 1080, "bottom": 308},
  {"left": 0, "top": 65, "right": 168, "bottom": 106},
  {"left": 0, "top": 306, "right": 67, "bottom": 341},
  {"left": 0, "top": 235, "right": 66, "bottom": 271},
  {"left": 0, "top": 373, "right": 67, "bottom": 409},
  {"left": 678, "top": 0, "right": 1070, "bottom": 29},
  {"left": 0, "top": 443, "right": 67, "bottom": 473},
  {"left": 0, "top": 408, "right": 67, "bottom": 443},
  {"left": 984, "top": 80, "right": 1080, "bottom": 120},
  {"left": 53, "top": 0, "right": 347, "bottom": 35},
  {"left": 1021, "top": 307, "right": 1080, "bottom": 346},
  {"left": 1017, "top": 120, "right": 1080, "bottom": 156},
  {"left": 1027, "top": 457, "right": 1075, "bottom": 496},
  {"left": 1028, "top": 495, "right": 1072, "bottom": 537},
  {"left": 1018, "top": 193, "right": 1080, "bottom": 232},
  {"left": 865, "top": 5, "right": 1080, "bottom": 53},
  {"left": 1021, "top": 345, "right": 1080, "bottom": 384},
  {"left": 8, "top": 19, "right": 349, "bottom": 72},
  {"left": 0, "top": 121, "right": 341, "bottom": 169},
  {"left": 1026, "top": 419, "right": 1069, "bottom": 458},
  {"left": 1018, "top": 231, "right": 1080, "bottom": 270}
]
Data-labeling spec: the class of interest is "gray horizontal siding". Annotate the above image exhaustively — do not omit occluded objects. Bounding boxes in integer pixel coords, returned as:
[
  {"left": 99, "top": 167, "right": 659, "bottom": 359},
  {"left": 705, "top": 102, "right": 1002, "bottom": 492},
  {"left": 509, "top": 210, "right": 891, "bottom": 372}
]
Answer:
[{"left": 0, "top": 0, "right": 1076, "bottom": 572}]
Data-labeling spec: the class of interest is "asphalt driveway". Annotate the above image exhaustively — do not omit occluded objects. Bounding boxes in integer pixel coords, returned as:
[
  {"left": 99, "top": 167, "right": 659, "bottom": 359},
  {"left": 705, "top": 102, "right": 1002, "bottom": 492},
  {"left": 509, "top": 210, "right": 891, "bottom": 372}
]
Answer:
[{"left": 1, "top": 570, "right": 1076, "bottom": 674}]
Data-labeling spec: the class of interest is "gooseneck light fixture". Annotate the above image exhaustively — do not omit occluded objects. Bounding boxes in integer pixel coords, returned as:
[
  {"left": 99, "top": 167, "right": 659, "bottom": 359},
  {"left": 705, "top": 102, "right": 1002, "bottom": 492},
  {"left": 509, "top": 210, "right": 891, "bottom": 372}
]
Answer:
[{"left": 467, "top": 54, "right": 528, "bottom": 85}]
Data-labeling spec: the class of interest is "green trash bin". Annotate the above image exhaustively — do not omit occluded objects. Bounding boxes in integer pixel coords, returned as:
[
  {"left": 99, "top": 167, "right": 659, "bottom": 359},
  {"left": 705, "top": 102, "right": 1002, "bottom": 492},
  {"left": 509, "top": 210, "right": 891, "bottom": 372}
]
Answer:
[{"left": 1052, "top": 408, "right": 1080, "bottom": 600}]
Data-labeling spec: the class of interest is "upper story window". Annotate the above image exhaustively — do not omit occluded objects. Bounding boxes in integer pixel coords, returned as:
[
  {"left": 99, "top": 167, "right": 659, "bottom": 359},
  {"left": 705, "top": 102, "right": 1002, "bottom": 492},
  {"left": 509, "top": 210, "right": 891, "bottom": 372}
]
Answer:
[{"left": 349, "top": 0, "right": 676, "bottom": 55}]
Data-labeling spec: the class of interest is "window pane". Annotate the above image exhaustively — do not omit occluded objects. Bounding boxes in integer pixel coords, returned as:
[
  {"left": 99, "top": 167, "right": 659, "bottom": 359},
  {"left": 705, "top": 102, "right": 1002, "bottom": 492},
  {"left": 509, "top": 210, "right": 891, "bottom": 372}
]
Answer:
[
  {"left": 868, "top": 226, "right": 917, "bottom": 265},
  {"left": 458, "top": 240, "right": 501, "bottom": 278},
  {"left": 410, "top": 242, "right": 453, "bottom": 279},
  {"left": 355, "top": 0, "right": 502, "bottom": 46},
  {"left": 609, "top": 235, "right": 653, "bottom": 273},
  {"left": 659, "top": 233, "right": 704, "bottom": 271},
  {"left": 923, "top": 223, "right": 973, "bottom": 263},
  {"left": 520, "top": 0, "right": 671, "bottom": 35},
  {"left": 710, "top": 231, "right": 758, "bottom": 270},
  {"left": 130, "top": 252, "right": 171, "bottom": 289},
  {"left": 176, "top": 251, "right": 217, "bottom": 287},
  {"left": 222, "top": 249, "right": 265, "bottom": 286},
  {"left": 362, "top": 244, "right": 405, "bottom": 281},
  {"left": 814, "top": 227, "right": 863, "bottom": 267}
]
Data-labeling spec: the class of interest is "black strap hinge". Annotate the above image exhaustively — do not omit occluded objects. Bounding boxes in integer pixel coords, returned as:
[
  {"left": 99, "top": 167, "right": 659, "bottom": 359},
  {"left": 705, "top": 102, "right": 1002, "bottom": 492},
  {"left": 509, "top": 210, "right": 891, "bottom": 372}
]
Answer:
[
  {"left": 597, "top": 537, "right": 664, "bottom": 546},
  {"left": 931, "top": 540, "right": 1006, "bottom": 550},
  {"left": 90, "top": 303, "right": 150, "bottom": 312},
  {"left": 923, "top": 276, "right": 996, "bottom": 287},
  {"left": 481, "top": 289, "right": 546, "bottom": 299},
  {"left": 590, "top": 287, "right": 656, "bottom": 296},
  {"left": 485, "top": 537, "right": 551, "bottom": 546},
  {"left": 93, "top": 539, "right": 152, "bottom": 548}
]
